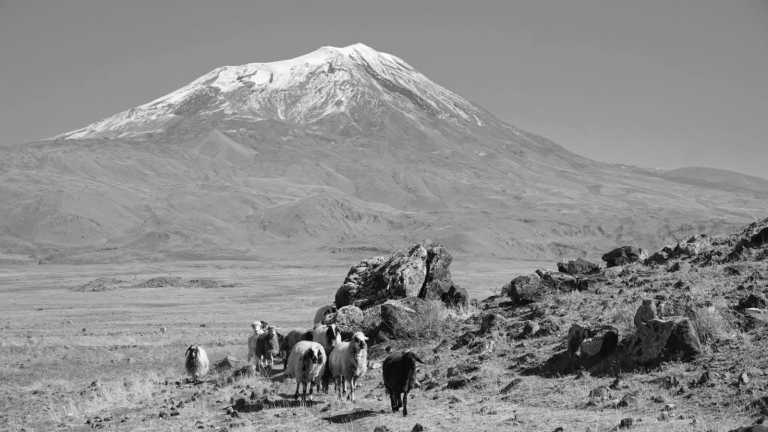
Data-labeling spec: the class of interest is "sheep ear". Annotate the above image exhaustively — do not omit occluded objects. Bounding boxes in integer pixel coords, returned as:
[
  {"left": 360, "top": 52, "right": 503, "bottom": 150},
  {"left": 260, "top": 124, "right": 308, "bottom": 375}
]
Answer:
[{"left": 185, "top": 345, "right": 193, "bottom": 356}]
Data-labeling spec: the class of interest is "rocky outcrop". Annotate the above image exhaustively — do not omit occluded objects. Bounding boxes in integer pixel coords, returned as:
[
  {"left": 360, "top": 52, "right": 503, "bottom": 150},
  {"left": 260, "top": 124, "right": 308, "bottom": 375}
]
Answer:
[
  {"left": 334, "top": 244, "right": 466, "bottom": 309},
  {"left": 534, "top": 302, "right": 701, "bottom": 377},
  {"left": 502, "top": 270, "right": 587, "bottom": 306},
  {"left": 602, "top": 246, "right": 646, "bottom": 267},
  {"left": 557, "top": 258, "right": 600, "bottom": 275}
]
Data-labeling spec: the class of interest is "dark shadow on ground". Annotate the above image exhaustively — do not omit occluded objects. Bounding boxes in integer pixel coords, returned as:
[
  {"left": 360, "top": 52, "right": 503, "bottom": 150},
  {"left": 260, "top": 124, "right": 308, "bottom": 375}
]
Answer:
[
  {"left": 323, "top": 409, "right": 378, "bottom": 424},
  {"left": 233, "top": 397, "right": 320, "bottom": 412}
]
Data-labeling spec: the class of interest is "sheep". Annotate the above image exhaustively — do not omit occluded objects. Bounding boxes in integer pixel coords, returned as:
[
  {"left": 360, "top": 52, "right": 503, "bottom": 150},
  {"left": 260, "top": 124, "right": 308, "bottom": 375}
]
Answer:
[
  {"left": 285, "top": 340, "right": 327, "bottom": 402},
  {"left": 313, "top": 305, "right": 337, "bottom": 325},
  {"left": 247, "top": 320, "right": 269, "bottom": 363},
  {"left": 382, "top": 351, "right": 424, "bottom": 416},
  {"left": 280, "top": 329, "right": 313, "bottom": 369},
  {"left": 251, "top": 326, "right": 280, "bottom": 376},
  {"left": 328, "top": 331, "right": 368, "bottom": 401},
  {"left": 185, "top": 345, "right": 210, "bottom": 382},
  {"left": 312, "top": 323, "right": 342, "bottom": 354}
]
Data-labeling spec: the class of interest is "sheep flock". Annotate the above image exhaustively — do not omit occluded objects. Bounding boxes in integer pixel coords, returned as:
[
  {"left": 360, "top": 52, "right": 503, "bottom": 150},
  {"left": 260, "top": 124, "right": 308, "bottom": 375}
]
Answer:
[{"left": 185, "top": 306, "right": 425, "bottom": 416}]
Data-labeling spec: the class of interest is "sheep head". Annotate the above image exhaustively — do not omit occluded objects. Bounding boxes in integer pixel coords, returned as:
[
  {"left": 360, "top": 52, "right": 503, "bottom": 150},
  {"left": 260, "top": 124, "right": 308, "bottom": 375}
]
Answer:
[
  {"left": 326, "top": 324, "right": 342, "bottom": 347},
  {"left": 351, "top": 332, "right": 368, "bottom": 350}
]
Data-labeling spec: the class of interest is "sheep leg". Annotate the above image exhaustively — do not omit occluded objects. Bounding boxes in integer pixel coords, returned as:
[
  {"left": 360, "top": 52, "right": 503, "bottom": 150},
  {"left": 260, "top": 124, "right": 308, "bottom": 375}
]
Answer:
[
  {"left": 301, "top": 381, "right": 308, "bottom": 403},
  {"left": 349, "top": 378, "right": 355, "bottom": 401},
  {"left": 335, "top": 377, "right": 343, "bottom": 400},
  {"left": 388, "top": 389, "right": 398, "bottom": 412},
  {"left": 402, "top": 391, "right": 408, "bottom": 416},
  {"left": 267, "top": 353, "right": 273, "bottom": 376},
  {"left": 294, "top": 380, "right": 300, "bottom": 400}
]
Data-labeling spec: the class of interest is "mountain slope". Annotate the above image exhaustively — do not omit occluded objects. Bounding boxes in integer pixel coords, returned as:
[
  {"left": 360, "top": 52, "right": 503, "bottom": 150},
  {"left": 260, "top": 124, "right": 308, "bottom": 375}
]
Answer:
[{"left": 1, "top": 43, "right": 766, "bottom": 263}]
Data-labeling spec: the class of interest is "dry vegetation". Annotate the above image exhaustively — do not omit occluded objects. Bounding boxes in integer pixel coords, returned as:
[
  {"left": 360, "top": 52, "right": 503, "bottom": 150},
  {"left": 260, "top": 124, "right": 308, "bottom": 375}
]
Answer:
[{"left": 1, "top": 248, "right": 766, "bottom": 431}]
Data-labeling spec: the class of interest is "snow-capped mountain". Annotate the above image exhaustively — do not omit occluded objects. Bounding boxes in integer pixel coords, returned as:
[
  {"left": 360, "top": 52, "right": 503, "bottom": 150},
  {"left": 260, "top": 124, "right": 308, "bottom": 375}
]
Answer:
[
  {"left": 2, "top": 43, "right": 767, "bottom": 263},
  {"left": 59, "top": 43, "right": 491, "bottom": 140}
]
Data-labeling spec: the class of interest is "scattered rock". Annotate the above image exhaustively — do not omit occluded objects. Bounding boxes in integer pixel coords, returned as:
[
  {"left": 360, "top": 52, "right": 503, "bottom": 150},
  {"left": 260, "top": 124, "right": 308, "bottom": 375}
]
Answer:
[
  {"left": 633, "top": 299, "right": 657, "bottom": 327},
  {"left": 557, "top": 257, "right": 601, "bottom": 275},
  {"left": 737, "top": 293, "right": 768, "bottom": 311},
  {"left": 602, "top": 246, "right": 646, "bottom": 267},
  {"left": 411, "top": 424, "right": 426, "bottom": 432},
  {"left": 618, "top": 417, "right": 633, "bottom": 429}
]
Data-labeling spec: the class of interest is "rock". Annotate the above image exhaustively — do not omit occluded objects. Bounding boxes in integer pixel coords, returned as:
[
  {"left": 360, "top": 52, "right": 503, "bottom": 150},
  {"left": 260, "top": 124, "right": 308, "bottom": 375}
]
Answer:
[
  {"left": 500, "top": 378, "right": 523, "bottom": 394},
  {"left": 729, "top": 426, "right": 768, "bottom": 432},
  {"left": 740, "top": 372, "right": 750, "bottom": 385},
  {"left": 619, "top": 418, "right": 633, "bottom": 429},
  {"left": 518, "top": 320, "right": 540, "bottom": 339},
  {"left": 479, "top": 313, "right": 508, "bottom": 335},
  {"left": 536, "top": 270, "right": 589, "bottom": 292},
  {"left": 333, "top": 305, "right": 365, "bottom": 333},
  {"left": 738, "top": 293, "right": 768, "bottom": 311},
  {"left": 335, "top": 244, "right": 464, "bottom": 309},
  {"left": 213, "top": 355, "right": 240, "bottom": 371},
  {"left": 557, "top": 257, "right": 601, "bottom": 275},
  {"left": 447, "top": 377, "right": 470, "bottom": 389},
  {"left": 567, "top": 324, "right": 619, "bottom": 359},
  {"left": 411, "top": 424, "right": 425, "bottom": 432},
  {"left": 502, "top": 273, "right": 545, "bottom": 305},
  {"left": 625, "top": 317, "right": 701, "bottom": 365},
  {"left": 667, "top": 261, "right": 690, "bottom": 273},
  {"left": 617, "top": 393, "right": 637, "bottom": 407},
  {"left": 378, "top": 297, "right": 430, "bottom": 339},
  {"left": 634, "top": 299, "right": 657, "bottom": 328},
  {"left": 602, "top": 246, "right": 646, "bottom": 267},
  {"left": 588, "top": 386, "right": 610, "bottom": 401},
  {"left": 374, "top": 427, "right": 392, "bottom": 432},
  {"left": 419, "top": 245, "right": 453, "bottom": 300}
]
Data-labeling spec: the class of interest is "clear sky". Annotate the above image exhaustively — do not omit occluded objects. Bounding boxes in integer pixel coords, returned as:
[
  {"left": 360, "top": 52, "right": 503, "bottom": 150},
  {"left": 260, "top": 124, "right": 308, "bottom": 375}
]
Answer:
[{"left": 1, "top": 0, "right": 766, "bottom": 177}]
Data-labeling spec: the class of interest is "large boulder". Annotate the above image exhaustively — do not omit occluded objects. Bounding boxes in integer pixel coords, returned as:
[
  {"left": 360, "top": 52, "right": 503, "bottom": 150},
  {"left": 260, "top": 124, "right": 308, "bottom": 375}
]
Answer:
[
  {"left": 557, "top": 258, "right": 601, "bottom": 275},
  {"left": 602, "top": 246, "right": 646, "bottom": 267},
  {"left": 334, "top": 244, "right": 465, "bottom": 310},
  {"left": 623, "top": 317, "right": 701, "bottom": 365}
]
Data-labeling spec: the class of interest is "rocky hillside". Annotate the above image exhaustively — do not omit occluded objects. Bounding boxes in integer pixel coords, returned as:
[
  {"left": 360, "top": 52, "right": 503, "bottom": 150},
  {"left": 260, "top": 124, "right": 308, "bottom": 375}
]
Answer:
[
  {"left": 1, "top": 44, "right": 767, "bottom": 263},
  {"left": 6, "top": 217, "right": 768, "bottom": 431}
]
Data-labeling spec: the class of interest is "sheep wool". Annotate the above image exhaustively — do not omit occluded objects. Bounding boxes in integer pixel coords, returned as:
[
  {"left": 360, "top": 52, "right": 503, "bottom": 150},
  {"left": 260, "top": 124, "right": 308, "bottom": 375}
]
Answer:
[
  {"left": 328, "top": 331, "right": 368, "bottom": 401},
  {"left": 285, "top": 340, "right": 327, "bottom": 401}
]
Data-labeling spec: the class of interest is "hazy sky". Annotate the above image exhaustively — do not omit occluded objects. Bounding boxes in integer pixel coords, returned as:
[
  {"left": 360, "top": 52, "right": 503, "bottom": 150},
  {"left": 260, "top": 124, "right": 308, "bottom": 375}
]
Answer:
[{"left": 1, "top": 0, "right": 767, "bottom": 177}]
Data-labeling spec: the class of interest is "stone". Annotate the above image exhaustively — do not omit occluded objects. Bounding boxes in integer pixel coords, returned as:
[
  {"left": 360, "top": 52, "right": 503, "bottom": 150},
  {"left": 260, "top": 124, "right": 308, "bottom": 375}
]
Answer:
[
  {"left": 625, "top": 317, "right": 701, "bottom": 365},
  {"left": 729, "top": 426, "right": 768, "bottom": 432},
  {"left": 557, "top": 257, "right": 601, "bottom": 275},
  {"left": 634, "top": 300, "right": 657, "bottom": 328},
  {"left": 333, "top": 305, "right": 365, "bottom": 333},
  {"left": 335, "top": 244, "right": 465, "bottom": 309},
  {"left": 411, "top": 424, "right": 426, "bottom": 432},
  {"left": 737, "top": 293, "right": 768, "bottom": 311},
  {"left": 567, "top": 324, "right": 619, "bottom": 359},
  {"left": 602, "top": 246, "right": 646, "bottom": 267},
  {"left": 536, "top": 270, "right": 589, "bottom": 292},
  {"left": 378, "top": 297, "right": 430, "bottom": 339},
  {"left": 503, "top": 273, "right": 546, "bottom": 305}
]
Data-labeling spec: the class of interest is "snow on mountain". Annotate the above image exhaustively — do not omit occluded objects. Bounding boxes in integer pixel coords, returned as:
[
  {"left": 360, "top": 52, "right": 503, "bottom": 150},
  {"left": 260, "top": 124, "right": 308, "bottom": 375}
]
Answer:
[{"left": 58, "top": 43, "right": 486, "bottom": 140}]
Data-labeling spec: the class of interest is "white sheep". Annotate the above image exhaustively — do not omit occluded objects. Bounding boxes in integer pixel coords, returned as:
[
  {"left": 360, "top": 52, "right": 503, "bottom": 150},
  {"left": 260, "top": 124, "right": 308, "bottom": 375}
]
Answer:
[
  {"left": 185, "top": 345, "right": 210, "bottom": 382},
  {"left": 312, "top": 323, "right": 342, "bottom": 354},
  {"left": 285, "top": 340, "right": 327, "bottom": 402},
  {"left": 328, "top": 331, "right": 368, "bottom": 401}
]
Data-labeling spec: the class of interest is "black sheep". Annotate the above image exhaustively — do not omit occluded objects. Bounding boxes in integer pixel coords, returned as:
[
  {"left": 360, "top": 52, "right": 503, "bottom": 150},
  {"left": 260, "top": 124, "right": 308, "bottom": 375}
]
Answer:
[{"left": 382, "top": 351, "right": 424, "bottom": 416}]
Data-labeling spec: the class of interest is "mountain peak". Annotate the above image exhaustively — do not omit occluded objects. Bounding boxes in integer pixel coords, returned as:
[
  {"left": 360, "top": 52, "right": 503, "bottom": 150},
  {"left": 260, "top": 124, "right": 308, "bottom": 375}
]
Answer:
[{"left": 56, "top": 44, "right": 487, "bottom": 140}]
